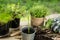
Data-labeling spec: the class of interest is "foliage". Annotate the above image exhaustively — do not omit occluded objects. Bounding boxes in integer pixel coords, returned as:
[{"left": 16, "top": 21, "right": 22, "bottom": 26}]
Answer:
[
  {"left": 7, "top": 3, "right": 27, "bottom": 19},
  {"left": 0, "top": 4, "right": 13, "bottom": 25},
  {"left": 0, "top": 13, "right": 13, "bottom": 24},
  {"left": 29, "top": 5, "right": 49, "bottom": 18},
  {"left": 0, "top": 0, "right": 27, "bottom": 24},
  {"left": 45, "top": 19, "right": 53, "bottom": 29}
]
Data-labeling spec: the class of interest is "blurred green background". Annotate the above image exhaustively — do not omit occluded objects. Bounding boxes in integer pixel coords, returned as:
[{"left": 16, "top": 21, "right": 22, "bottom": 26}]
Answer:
[
  {"left": 0, "top": 0, "right": 60, "bottom": 13},
  {"left": 20, "top": 0, "right": 60, "bottom": 13}
]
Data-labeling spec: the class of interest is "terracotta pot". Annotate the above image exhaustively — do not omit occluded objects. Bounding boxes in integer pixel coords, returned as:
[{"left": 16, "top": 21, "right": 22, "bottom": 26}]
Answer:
[{"left": 31, "top": 17, "right": 44, "bottom": 27}]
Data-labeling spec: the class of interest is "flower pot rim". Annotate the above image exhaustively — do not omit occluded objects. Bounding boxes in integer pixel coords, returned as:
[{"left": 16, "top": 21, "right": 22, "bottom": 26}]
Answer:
[
  {"left": 21, "top": 27, "right": 36, "bottom": 35},
  {"left": 31, "top": 16, "right": 45, "bottom": 18},
  {"left": 31, "top": 17, "right": 46, "bottom": 19}
]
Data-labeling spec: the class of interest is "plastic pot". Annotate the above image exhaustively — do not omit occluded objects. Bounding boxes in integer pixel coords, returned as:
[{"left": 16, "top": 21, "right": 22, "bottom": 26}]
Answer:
[
  {"left": 0, "top": 23, "right": 9, "bottom": 37},
  {"left": 10, "top": 18, "right": 20, "bottom": 28},
  {"left": 21, "top": 27, "right": 35, "bottom": 40}
]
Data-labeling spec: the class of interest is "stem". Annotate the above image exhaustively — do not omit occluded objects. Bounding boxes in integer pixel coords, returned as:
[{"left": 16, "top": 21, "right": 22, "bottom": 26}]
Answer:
[{"left": 28, "top": 14, "right": 30, "bottom": 34}]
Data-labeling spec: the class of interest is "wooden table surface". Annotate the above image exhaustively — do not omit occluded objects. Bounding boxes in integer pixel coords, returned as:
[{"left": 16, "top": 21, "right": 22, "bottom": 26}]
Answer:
[
  {"left": 0, "top": 37, "right": 19, "bottom": 40},
  {"left": 0, "top": 36, "right": 60, "bottom": 40}
]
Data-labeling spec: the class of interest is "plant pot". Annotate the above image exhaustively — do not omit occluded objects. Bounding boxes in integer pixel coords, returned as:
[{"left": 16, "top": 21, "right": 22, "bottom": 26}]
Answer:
[
  {"left": 21, "top": 27, "right": 35, "bottom": 40},
  {"left": 31, "top": 17, "right": 44, "bottom": 27},
  {"left": 10, "top": 18, "right": 20, "bottom": 28},
  {"left": 0, "top": 23, "right": 9, "bottom": 37}
]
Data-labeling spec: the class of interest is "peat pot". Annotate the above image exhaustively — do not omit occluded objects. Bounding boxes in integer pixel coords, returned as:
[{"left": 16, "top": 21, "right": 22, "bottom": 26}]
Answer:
[
  {"left": 21, "top": 27, "right": 35, "bottom": 40},
  {"left": 31, "top": 17, "right": 44, "bottom": 27}
]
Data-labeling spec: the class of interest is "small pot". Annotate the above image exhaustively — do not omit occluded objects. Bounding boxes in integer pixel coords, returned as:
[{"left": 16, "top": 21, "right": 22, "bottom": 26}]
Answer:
[
  {"left": 0, "top": 23, "right": 9, "bottom": 37},
  {"left": 21, "top": 27, "right": 35, "bottom": 40},
  {"left": 10, "top": 18, "right": 20, "bottom": 28},
  {"left": 31, "top": 17, "right": 44, "bottom": 27}
]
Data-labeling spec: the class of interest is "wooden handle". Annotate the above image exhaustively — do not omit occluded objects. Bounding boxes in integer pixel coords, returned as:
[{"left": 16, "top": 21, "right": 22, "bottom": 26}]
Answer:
[{"left": 10, "top": 31, "right": 21, "bottom": 37}]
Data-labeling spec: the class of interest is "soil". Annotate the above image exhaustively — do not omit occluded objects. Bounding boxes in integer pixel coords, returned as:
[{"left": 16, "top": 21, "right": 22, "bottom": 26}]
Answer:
[
  {"left": 22, "top": 27, "right": 35, "bottom": 34},
  {"left": 34, "top": 35, "right": 53, "bottom": 40},
  {"left": 34, "top": 28, "right": 54, "bottom": 40}
]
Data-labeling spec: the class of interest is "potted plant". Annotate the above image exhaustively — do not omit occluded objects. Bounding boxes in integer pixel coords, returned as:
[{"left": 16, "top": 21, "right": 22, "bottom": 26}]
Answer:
[
  {"left": 0, "top": 13, "right": 13, "bottom": 37},
  {"left": 21, "top": 11, "right": 35, "bottom": 40},
  {"left": 21, "top": 26, "right": 35, "bottom": 40},
  {"left": 29, "top": 5, "right": 49, "bottom": 27},
  {"left": 7, "top": 3, "right": 27, "bottom": 28},
  {"left": 0, "top": 4, "right": 13, "bottom": 37},
  {"left": 8, "top": 3, "right": 20, "bottom": 28}
]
